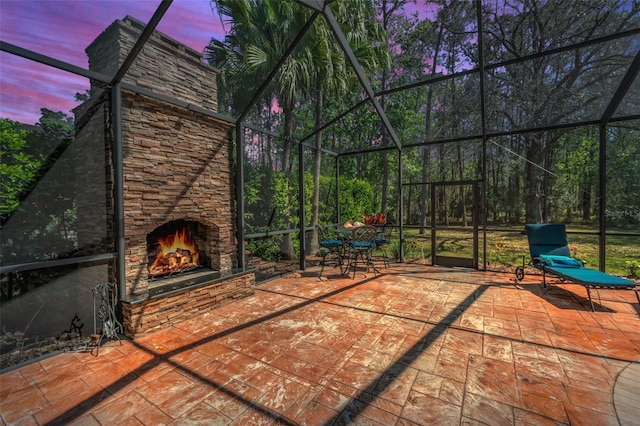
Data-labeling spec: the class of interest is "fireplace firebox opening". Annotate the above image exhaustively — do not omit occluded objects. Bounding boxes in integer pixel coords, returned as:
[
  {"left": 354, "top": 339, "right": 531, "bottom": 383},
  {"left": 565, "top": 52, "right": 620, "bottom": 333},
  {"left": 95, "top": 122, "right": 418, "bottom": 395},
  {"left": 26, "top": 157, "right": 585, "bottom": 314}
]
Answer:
[{"left": 147, "top": 220, "right": 212, "bottom": 281}]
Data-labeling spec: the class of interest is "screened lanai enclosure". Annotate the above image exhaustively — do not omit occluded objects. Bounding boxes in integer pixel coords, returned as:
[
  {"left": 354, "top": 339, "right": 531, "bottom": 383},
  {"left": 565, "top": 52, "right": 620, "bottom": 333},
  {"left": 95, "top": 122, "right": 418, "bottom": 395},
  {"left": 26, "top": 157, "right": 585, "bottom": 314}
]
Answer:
[{"left": 1, "top": 0, "right": 639, "bottom": 360}]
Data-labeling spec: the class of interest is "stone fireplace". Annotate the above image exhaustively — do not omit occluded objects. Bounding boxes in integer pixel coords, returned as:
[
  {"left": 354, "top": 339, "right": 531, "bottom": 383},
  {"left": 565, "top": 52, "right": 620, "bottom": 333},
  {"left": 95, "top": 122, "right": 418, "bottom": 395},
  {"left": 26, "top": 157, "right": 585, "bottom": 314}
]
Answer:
[{"left": 75, "top": 16, "right": 254, "bottom": 338}]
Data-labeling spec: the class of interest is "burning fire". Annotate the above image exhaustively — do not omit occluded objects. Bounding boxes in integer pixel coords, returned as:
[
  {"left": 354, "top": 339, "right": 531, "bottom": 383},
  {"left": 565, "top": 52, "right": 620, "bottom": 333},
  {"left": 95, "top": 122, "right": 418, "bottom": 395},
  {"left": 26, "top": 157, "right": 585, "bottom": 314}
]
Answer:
[{"left": 148, "top": 227, "right": 200, "bottom": 277}]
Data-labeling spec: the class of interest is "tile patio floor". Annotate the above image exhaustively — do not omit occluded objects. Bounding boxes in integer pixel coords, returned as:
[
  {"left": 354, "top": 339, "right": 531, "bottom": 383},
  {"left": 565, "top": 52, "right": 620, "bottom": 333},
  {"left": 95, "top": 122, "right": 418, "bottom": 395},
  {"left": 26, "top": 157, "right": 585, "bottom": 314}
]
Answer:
[{"left": 1, "top": 264, "right": 639, "bottom": 425}]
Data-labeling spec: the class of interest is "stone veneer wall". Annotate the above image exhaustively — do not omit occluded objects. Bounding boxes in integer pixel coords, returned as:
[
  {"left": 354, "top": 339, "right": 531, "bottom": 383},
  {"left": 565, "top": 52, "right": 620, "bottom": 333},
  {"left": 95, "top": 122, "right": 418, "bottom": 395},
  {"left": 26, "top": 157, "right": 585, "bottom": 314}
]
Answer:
[
  {"left": 85, "top": 15, "right": 218, "bottom": 111},
  {"left": 74, "top": 94, "right": 114, "bottom": 256},
  {"left": 76, "top": 15, "right": 254, "bottom": 337},
  {"left": 121, "top": 271, "right": 254, "bottom": 338}
]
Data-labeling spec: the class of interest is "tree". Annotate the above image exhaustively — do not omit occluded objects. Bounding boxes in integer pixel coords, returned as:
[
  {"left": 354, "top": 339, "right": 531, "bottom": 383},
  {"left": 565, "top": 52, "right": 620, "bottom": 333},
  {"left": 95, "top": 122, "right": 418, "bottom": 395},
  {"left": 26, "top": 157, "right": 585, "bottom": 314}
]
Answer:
[
  {"left": 207, "top": 0, "right": 317, "bottom": 258},
  {"left": 483, "top": 0, "right": 640, "bottom": 223},
  {"left": 0, "top": 119, "right": 42, "bottom": 221},
  {"left": 306, "top": 0, "right": 388, "bottom": 254},
  {"left": 1, "top": 109, "right": 76, "bottom": 264},
  {"left": 207, "top": 0, "right": 388, "bottom": 258}
]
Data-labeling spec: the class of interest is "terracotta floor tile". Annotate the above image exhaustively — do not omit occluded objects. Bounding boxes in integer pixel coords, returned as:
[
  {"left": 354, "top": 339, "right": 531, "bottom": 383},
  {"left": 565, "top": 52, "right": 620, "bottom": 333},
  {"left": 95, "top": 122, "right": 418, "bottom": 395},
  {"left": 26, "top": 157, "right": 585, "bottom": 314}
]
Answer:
[
  {"left": 520, "top": 391, "right": 569, "bottom": 424},
  {"left": 157, "top": 380, "right": 215, "bottom": 419},
  {"left": 214, "top": 353, "right": 263, "bottom": 382},
  {"left": 565, "top": 403, "right": 619, "bottom": 425},
  {"left": 444, "top": 328, "right": 483, "bottom": 356},
  {"left": 33, "top": 387, "right": 112, "bottom": 425},
  {"left": 466, "top": 356, "right": 519, "bottom": 407},
  {"left": 493, "top": 305, "right": 518, "bottom": 321},
  {"left": 376, "top": 329, "right": 409, "bottom": 357},
  {"left": 167, "top": 347, "right": 212, "bottom": 370},
  {"left": 90, "top": 390, "right": 150, "bottom": 425},
  {"left": 244, "top": 366, "right": 287, "bottom": 394},
  {"left": 433, "top": 347, "right": 469, "bottom": 382},
  {"left": 519, "top": 326, "right": 553, "bottom": 346},
  {"left": 67, "top": 413, "right": 101, "bottom": 425},
  {"left": 533, "top": 345, "right": 559, "bottom": 363},
  {"left": 271, "top": 352, "right": 309, "bottom": 374},
  {"left": 494, "top": 298, "right": 524, "bottom": 310},
  {"left": 345, "top": 396, "right": 401, "bottom": 424},
  {"left": 465, "top": 301, "right": 494, "bottom": 318},
  {"left": 228, "top": 403, "right": 285, "bottom": 424},
  {"left": 37, "top": 352, "right": 86, "bottom": 375},
  {"left": 516, "top": 369, "right": 568, "bottom": 402},
  {"left": 546, "top": 329, "right": 598, "bottom": 353},
  {"left": 38, "top": 376, "right": 91, "bottom": 405},
  {"left": 565, "top": 384, "right": 615, "bottom": 416},
  {"left": 483, "top": 315, "right": 503, "bottom": 330},
  {"left": 201, "top": 378, "right": 261, "bottom": 415},
  {"left": 370, "top": 364, "right": 418, "bottom": 407},
  {"left": 331, "top": 360, "right": 381, "bottom": 392},
  {"left": 299, "top": 363, "right": 331, "bottom": 385},
  {"left": 134, "top": 404, "right": 173, "bottom": 425},
  {"left": 368, "top": 351, "right": 395, "bottom": 372},
  {"left": 216, "top": 393, "right": 253, "bottom": 420},
  {"left": 483, "top": 335, "right": 514, "bottom": 362},
  {"left": 515, "top": 354, "right": 567, "bottom": 382},
  {"left": 610, "top": 315, "right": 640, "bottom": 334},
  {"left": 293, "top": 400, "right": 339, "bottom": 425},
  {"left": 359, "top": 390, "right": 405, "bottom": 418},
  {"left": 257, "top": 378, "right": 311, "bottom": 416},
  {"left": 314, "top": 385, "right": 353, "bottom": 413},
  {"left": 134, "top": 360, "right": 176, "bottom": 383},
  {"left": 511, "top": 340, "right": 538, "bottom": 358},
  {"left": 135, "top": 369, "right": 195, "bottom": 406},
  {"left": 411, "top": 371, "right": 444, "bottom": 398},
  {"left": 513, "top": 407, "right": 565, "bottom": 426},
  {"left": 286, "top": 341, "right": 339, "bottom": 370},
  {"left": 462, "top": 392, "right": 515, "bottom": 426},
  {"left": 177, "top": 401, "right": 233, "bottom": 425},
  {"left": 459, "top": 313, "right": 485, "bottom": 332},
  {"left": 562, "top": 362, "right": 613, "bottom": 391},
  {"left": 0, "top": 370, "right": 31, "bottom": 400},
  {"left": 439, "top": 378, "right": 464, "bottom": 406},
  {"left": 194, "top": 340, "right": 232, "bottom": 358},
  {"left": 402, "top": 351, "right": 437, "bottom": 374},
  {"left": 2, "top": 265, "right": 637, "bottom": 426},
  {"left": 282, "top": 383, "right": 323, "bottom": 420},
  {"left": 401, "top": 390, "right": 462, "bottom": 425},
  {"left": 0, "top": 385, "right": 50, "bottom": 424}
]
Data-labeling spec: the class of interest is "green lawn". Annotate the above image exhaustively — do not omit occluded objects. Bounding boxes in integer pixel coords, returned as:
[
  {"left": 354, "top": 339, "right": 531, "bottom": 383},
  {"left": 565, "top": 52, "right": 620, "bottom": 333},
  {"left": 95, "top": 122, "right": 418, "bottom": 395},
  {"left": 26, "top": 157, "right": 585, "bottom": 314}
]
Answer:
[{"left": 391, "top": 226, "right": 640, "bottom": 278}]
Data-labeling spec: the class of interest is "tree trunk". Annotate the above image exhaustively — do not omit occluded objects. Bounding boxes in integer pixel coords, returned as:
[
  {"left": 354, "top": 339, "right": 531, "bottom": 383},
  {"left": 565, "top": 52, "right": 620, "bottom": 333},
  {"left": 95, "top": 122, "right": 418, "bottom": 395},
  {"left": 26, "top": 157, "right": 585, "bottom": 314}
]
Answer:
[
  {"left": 279, "top": 101, "right": 295, "bottom": 259},
  {"left": 457, "top": 144, "right": 467, "bottom": 226},
  {"left": 581, "top": 180, "right": 591, "bottom": 221},
  {"left": 419, "top": 23, "right": 443, "bottom": 235},
  {"left": 419, "top": 147, "right": 430, "bottom": 235},
  {"left": 308, "top": 88, "right": 323, "bottom": 255},
  {"left": 524, "top": 135, "right": 544, "bottom": 224}
]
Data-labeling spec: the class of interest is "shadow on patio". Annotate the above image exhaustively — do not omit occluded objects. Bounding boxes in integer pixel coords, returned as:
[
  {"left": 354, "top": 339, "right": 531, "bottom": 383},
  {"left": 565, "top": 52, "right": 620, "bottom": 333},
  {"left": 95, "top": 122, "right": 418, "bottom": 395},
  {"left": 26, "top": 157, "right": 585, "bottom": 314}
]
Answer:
[{"left": 1, "top": 264, "right": 639, "bottom": 425}]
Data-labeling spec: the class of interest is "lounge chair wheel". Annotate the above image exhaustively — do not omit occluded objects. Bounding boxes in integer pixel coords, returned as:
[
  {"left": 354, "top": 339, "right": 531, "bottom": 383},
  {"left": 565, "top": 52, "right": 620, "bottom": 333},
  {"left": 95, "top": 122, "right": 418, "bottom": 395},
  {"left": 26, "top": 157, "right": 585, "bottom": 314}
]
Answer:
[{"left": 515, "top": 266, "right": 524, "bottom": 281}]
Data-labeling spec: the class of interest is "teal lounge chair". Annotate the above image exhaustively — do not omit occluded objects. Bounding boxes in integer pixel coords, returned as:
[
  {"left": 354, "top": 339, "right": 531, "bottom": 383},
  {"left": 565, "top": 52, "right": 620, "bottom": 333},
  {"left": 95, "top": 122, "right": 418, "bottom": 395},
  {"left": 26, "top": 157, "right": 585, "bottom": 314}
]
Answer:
[{"left": 516, "top": 223, "right": 639, "bottom": 311}]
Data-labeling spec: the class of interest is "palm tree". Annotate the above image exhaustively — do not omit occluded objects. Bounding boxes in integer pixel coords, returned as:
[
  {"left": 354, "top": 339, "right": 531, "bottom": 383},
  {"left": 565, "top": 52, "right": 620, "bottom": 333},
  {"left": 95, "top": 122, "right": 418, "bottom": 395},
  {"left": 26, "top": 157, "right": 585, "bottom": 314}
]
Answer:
[
  {"left": 206, "top": 0, "right": 315, "bottom": 259},
  {"left": 206, "top": 0, "right": 387, "bottom": 259},
  {"left": 306, "top": 0, "right": 388, "bottom": 255}
]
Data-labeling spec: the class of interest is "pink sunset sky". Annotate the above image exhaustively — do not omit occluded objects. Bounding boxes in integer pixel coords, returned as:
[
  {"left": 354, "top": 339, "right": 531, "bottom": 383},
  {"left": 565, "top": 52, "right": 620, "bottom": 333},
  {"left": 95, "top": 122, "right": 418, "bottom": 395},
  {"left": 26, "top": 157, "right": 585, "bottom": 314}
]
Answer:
[
  {"left": 1, "top": 0, "right": 435, "bottom": 125},
  {"left": 0, "top": 0, "right": 226, "bottom": 124}
]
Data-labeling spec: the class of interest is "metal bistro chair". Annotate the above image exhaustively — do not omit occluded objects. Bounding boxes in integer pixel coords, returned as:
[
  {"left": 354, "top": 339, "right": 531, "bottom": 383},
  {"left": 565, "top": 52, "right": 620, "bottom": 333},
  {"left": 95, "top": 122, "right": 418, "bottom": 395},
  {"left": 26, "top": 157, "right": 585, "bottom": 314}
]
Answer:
[
  {"left": 374, "top": 222, "right": 393, "bottom": 269},
  {"left": 317, "top": 224, "right": 346, "bottom": 277},
  {"left": 346, "top": 225, "right": 379, "bottom": 278}
]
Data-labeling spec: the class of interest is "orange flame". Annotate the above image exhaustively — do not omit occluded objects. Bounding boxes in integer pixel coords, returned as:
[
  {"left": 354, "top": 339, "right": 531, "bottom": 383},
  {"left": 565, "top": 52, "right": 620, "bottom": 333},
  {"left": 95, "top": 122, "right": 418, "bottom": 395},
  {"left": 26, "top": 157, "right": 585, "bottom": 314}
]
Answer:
[{"left": 148, "top": 227, "right": 200, "bottom": 275}]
